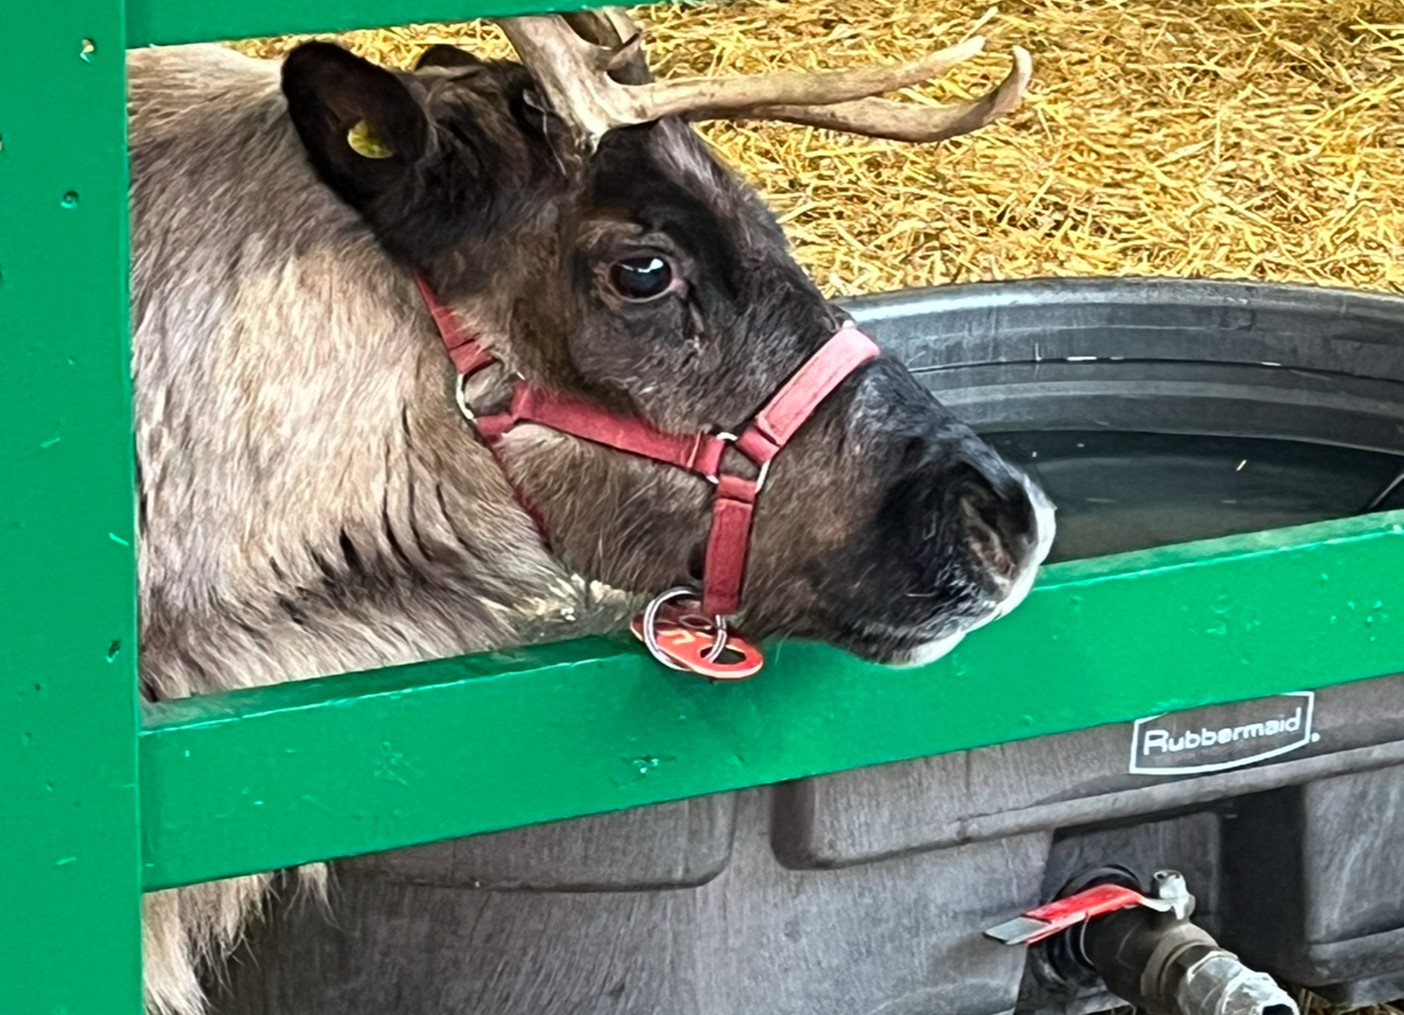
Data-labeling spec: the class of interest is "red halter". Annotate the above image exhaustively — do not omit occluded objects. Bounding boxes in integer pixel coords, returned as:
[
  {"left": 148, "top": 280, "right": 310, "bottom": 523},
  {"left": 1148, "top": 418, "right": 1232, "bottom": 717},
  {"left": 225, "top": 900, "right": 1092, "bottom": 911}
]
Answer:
[{"left": 415, "top": 275, "right": 879, "bottom": 661}]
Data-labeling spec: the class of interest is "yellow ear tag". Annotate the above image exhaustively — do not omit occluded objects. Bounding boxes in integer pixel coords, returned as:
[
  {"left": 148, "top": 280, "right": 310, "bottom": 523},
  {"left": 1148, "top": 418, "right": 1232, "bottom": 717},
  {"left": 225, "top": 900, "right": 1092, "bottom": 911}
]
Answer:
[{"left": 347, "top": 119, "right": 394, "bottom": 159}]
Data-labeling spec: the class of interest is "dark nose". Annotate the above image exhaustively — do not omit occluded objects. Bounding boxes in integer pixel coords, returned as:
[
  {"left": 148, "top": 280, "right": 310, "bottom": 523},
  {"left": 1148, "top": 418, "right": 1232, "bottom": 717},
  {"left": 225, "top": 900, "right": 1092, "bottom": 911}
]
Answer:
[{"left": 938, "top": 447, "right": 1053, "bottom": 583}]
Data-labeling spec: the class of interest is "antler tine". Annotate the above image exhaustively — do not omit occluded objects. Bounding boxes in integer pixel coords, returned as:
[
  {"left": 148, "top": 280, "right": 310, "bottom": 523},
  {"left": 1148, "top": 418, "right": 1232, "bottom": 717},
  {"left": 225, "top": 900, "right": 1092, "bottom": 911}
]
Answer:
[
  {"left": 561, "top": 7, "right": 651, "bottom": 84},
  {"left": 723, "top": 46, "right": 1033, "bottom": 144},
  {"left": 496, "top": 10, "right": 1030, "bottom": 153},
  {"left": 633, "top": 37, "right": 988, "bottom": 122}
]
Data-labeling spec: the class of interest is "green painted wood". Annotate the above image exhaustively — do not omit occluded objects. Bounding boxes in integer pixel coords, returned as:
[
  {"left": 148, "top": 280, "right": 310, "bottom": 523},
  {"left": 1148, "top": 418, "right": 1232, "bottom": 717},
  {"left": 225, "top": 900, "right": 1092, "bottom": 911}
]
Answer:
[
  {"left": 0, "top": 0, "right": 145, "bottom": 1011},
  {"left": 140, "top": 510, "right": 1404, "bottom": 892},
  {"left": 127, "top": 0, "right": 610, "bottom": 47}
]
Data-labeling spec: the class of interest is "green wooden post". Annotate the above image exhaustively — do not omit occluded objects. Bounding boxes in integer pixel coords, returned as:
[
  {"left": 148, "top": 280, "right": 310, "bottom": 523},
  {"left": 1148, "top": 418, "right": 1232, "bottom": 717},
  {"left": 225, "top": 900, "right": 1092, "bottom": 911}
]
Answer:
[{"left": 0, "top": 0, "right": 144, "bottom": 1011}]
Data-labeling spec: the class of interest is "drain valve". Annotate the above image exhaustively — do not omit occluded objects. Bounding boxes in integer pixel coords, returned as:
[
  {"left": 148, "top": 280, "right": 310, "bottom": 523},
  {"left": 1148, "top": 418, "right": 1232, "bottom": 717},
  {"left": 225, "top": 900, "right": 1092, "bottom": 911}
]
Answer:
[{"left": 985, "top": 869, "right": 1299, "bottom": 1015}]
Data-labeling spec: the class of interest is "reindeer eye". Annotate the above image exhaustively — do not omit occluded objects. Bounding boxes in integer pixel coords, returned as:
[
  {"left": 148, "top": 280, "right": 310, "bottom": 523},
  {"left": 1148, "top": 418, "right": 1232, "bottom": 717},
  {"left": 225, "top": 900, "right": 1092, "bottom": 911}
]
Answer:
[{"left": 608, "top": 256, "right": 674, "bottom": 301}]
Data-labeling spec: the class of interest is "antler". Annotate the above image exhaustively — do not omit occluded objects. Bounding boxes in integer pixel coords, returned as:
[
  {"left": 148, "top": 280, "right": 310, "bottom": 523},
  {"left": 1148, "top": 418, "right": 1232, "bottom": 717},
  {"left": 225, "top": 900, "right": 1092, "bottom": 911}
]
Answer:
[
  {"left": 494, "top": 7, "right": 1032, "bottom": 154},
  {"left": 725, "top": 49, "right": 1031, "bottom": 144}
]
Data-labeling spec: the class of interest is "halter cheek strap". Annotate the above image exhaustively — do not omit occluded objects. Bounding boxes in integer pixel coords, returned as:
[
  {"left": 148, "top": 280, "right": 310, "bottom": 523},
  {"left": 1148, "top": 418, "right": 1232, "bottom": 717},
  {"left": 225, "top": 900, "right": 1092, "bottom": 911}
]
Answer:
[{"left": 414, "top": 274, "right": 879, "bottom": 622}]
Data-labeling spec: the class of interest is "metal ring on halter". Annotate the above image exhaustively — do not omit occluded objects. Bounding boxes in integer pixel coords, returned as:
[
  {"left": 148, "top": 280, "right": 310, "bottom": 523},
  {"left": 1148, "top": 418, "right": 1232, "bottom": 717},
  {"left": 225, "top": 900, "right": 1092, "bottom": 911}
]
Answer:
[
  {"left": 454, "top": 374, "right": 477, "bottom": 424},
  {"left": 705, "top": 432, "right": 771, "bottom": 492},
  {"left": 456, "top": 368, "right": 525, "bottom": 427},
  {"left": 641, "top": 587, "right": 729, "bottom": 668}
]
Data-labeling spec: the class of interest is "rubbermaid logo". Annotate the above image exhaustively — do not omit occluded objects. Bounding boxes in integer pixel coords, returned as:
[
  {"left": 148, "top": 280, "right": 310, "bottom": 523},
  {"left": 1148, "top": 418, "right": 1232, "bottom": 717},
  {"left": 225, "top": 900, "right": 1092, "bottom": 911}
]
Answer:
[{"left": 1129, "top": 692, "right": 1317, "bottom": 776}]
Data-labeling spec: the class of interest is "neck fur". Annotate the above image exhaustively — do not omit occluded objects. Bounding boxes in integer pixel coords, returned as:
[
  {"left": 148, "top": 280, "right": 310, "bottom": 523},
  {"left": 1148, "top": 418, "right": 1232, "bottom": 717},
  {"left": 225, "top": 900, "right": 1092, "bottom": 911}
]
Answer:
[{"left": 129, "top": 44, "right": 631, "bottom": 701}]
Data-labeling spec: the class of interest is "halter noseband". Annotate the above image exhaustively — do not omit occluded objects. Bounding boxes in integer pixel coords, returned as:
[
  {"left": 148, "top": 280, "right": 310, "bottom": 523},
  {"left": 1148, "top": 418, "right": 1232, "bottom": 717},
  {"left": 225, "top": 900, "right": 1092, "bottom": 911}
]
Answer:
[{"left": 415, "top": 275, "right": 879, "bottom": 671}]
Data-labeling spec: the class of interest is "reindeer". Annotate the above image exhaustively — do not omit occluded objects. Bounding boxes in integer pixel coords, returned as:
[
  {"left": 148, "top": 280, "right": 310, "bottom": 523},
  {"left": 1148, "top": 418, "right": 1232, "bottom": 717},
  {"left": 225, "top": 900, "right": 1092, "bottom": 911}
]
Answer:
[{"left": 128, "top": 9, "right": 1053, "bottom": 1012}]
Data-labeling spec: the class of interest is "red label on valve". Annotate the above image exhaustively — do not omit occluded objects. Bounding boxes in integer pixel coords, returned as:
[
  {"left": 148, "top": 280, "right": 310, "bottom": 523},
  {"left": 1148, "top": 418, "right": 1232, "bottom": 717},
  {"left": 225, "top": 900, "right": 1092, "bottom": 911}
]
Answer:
[{"left": 984, "top": 884, "right": 1149, "bottom": 946}]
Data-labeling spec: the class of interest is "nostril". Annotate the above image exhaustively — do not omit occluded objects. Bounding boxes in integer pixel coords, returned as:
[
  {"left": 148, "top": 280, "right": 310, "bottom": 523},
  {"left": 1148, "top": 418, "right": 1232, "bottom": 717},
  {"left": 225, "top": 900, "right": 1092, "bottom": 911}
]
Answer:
[
  {"left": 953, "top": 465, "right": 1049, "bottom": 580},
  {"left": 959, "top": 495, "right": 1024, "bottom": 580},
  {"left": 961, "top": 506, "right": 1019, "bottom": 579}
]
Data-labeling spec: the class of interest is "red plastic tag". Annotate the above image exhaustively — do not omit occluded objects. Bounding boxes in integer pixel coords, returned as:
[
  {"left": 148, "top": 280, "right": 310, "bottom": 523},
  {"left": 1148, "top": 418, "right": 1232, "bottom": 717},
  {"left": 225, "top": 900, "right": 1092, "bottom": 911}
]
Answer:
[
  {"left": 630, "top": 601, "right": 764, "bottom": 680},
  {"left": 984, "top": 884, "right": 1148, "bottom": 946}
]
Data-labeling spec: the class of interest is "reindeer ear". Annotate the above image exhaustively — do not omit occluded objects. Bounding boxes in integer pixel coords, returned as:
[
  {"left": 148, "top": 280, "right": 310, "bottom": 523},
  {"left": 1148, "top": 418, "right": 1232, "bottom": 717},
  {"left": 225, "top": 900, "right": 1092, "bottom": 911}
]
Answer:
[
  {"left": 282, "top": 42, "right": 430, "bottom": 209},
  {"left": 415, "top": 44, "right": 484, "bottom": 70}
]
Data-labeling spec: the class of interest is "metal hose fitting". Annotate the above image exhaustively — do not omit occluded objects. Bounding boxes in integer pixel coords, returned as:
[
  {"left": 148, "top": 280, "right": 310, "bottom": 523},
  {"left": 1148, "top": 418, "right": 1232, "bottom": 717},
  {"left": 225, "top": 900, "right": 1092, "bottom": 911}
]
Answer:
[{"left": 1076, "top": 870, "right": 1299, "bottom": 1015}]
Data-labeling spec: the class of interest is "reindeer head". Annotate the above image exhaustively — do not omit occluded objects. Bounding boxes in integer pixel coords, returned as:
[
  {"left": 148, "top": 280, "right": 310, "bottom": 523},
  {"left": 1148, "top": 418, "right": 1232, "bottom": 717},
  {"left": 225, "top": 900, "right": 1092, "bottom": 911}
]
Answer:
[{"left": 278, "top": 8, "right": 1052, "bottom": 666}]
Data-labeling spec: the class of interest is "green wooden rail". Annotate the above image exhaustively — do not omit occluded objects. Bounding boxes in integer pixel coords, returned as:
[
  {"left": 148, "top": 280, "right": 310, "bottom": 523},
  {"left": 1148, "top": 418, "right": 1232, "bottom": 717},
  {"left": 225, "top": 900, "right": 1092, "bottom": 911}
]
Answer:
[
  {"left": 3, "top": 0, "right": 1403, "bottom": 1011},
  {"left": 141, "top": 512, "right": 1404, "bottom": 892}
]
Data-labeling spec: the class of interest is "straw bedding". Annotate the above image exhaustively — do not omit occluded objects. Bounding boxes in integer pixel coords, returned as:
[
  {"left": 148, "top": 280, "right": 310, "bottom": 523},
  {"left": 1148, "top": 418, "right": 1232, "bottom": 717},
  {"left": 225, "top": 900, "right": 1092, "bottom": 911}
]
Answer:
[
  {"left": 231, "top": 0, "right": 1403, "bottom": 298},
  {"left": 231, "top": 3, "right": 1402, "bottom": 1012}
]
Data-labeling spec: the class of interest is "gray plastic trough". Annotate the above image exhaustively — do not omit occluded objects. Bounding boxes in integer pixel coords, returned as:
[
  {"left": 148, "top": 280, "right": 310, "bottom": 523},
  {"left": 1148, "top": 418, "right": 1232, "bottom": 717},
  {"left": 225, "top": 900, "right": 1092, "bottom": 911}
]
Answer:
[{"left": 216, "top": 277, "right": 1404, "bottom": 1015}]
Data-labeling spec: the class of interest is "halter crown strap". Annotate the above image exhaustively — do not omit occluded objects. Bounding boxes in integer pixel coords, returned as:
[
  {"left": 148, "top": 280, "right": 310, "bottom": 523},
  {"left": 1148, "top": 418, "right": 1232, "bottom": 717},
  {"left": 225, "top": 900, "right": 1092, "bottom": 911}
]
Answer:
[
  {"left": 414, "top": 275, "right": 496, "bottom": 377},
  {"left": 414, "top": 275, "right": 878, "bottom": 621}
]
